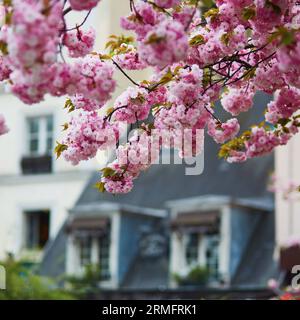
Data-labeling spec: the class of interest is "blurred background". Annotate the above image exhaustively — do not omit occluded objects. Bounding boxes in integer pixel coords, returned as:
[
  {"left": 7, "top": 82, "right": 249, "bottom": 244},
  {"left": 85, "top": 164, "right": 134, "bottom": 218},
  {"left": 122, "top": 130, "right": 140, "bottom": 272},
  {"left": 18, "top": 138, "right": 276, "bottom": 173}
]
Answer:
[{"left": 0, "top": 0, "right": 300, "bottom": 300}]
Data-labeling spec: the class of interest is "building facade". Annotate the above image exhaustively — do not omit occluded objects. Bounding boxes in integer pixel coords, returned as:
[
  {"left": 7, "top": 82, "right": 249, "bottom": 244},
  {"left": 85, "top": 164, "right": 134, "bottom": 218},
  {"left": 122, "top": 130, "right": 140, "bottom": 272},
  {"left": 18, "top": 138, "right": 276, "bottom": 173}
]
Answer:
[{"left": 0, "top": 0, "right": 139, "bottom": 262}]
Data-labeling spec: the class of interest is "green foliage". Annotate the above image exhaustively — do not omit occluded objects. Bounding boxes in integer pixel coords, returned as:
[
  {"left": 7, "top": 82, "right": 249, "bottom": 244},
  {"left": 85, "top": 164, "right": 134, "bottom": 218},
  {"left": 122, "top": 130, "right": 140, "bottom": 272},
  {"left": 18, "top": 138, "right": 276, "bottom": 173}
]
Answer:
[
  {"left": 173, "top": 265, "right": 210, "bottom": 286},
  {"left": 65, "top": 264, "right": 101, "bottom": 298},
  {"left": 0, "top": 259, "right": 74, "bottom": 300}
]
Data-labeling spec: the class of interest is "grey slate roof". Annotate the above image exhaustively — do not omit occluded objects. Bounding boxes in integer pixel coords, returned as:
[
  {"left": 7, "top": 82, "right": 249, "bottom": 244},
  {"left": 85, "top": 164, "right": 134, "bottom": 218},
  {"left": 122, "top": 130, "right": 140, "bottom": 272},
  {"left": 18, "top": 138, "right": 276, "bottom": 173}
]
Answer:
[
  {"left": 39, "top": 221, "right": 67, "bottom": 279},
  {"left": 231, "top": 210, "right": 278, "bottom": 286}
]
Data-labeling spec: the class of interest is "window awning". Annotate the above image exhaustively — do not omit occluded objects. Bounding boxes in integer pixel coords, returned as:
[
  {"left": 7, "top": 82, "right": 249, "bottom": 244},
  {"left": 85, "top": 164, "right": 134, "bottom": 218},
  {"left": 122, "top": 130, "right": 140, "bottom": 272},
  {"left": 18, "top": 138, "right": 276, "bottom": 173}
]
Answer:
[
  {"left": 171, "top": 211, "right": 220, "bottom": 233},
  {"left": 66, "top": 216, "right": 109, "bottom": 237}
]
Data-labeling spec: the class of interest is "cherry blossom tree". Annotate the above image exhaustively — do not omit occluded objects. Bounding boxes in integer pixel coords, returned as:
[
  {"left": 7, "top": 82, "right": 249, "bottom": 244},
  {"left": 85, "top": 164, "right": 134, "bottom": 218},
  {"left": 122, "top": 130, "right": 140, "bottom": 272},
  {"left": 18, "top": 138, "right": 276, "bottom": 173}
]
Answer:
[{"left": 1, "top": 0, "right": 300, "bottom": 193}]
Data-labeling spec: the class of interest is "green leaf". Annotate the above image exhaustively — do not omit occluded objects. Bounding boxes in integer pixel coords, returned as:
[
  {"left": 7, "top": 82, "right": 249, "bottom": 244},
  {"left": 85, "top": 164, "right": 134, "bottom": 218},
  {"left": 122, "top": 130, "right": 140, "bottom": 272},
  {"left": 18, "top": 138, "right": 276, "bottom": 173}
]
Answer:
[
  {"left": 54, "top": 141, "right": 68, "bottom": 159},
  {"left": 94, "top": 182, "right": 106, "bottom": 193},
  {"left": 100, "top": 167, "right": 115, "bottom": 178},
  {"left": 242, "top": 6, "right": 256, "bottom": 21},
  {"left": 159, "top": 68, "right": 174, "bottom": 85},
  {"left": 145, "top": 33, "right": 165, "bottom": 45},
  {"left": 0, "top": 41, "right": 8, "bottom": 55},
  {"left": 203, "top": 8, "right": 219, "bottom": 21},
  {"left": 61, "top": 123, "right": 69, "bottom": 131},
  {"left": 243, "top": 67, "right": 256, "bottom": 81},
  {"left": 220, "top": 32, "right": 232, "bottom": 46},
  {"left": 64, "top": 98, "right": 75, "bottom": 113},
  {"left": 189, "top": 34, "right": 206, "bottom": 46}
]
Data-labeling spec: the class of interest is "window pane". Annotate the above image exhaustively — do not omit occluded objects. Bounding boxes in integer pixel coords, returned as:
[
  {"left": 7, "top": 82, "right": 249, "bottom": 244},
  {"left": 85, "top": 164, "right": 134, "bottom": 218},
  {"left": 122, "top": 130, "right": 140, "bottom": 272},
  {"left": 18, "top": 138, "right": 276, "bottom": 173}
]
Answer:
[
  {"left": 29, "top": 139, "right": 39, "bottom": 154},
  {"left": 205, "top": 235, "right": 220, "bottom": 280},
  {"left": 79, "top": 237, "right": 92, "bottom": 267},
  {"left": 46, "top": 116, "right": 53, "bottom": 133},
  {"left": 186, "top": 233, "right": 199, "bottom": 265},
  {"left": 25, "top": 210, "right": 50, "bottom": 249},
  {"left": 28, "top": 118, "right": 39, "bottom": 134},
  {"left": 46, "top": 137, "right": 53, "bottom": 154},
  {"left": 99, "top": 229, "right": 111, "bottom": 280}
]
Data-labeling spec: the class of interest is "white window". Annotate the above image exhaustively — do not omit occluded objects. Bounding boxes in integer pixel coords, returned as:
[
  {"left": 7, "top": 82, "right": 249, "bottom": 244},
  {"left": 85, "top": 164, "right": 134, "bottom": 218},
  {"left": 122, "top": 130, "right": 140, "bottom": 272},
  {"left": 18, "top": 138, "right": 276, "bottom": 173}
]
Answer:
[
  {"left": 185, "top": 233, "right": 199, "bottom": 265},
  {"left": 27, "top": 116, "right": 54, "bottom": 156},
  {"left": 205, "top": 235, "right": 220, "bottom": 281},
  {"left": 79, "top": 236, "right": 93, "bottom": 267},
  {"left": 76, "top": 229, "right": 111, "bottom": 280},
  {"left": 184, "top": 232, "right": 220, "bottom": 281},
  {"left": 99, "top": 232, "right": 111, "bottom": 280}
]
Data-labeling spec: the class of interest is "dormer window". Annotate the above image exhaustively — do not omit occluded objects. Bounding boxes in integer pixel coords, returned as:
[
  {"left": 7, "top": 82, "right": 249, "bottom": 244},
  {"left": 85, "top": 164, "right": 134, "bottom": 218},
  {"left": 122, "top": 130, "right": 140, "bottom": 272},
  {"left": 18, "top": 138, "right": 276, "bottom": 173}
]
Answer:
[
  {"left": 170, "top": 210, "right": 222, "bottom": 286},
  {"left": 66, "top": 216, "right": 111, "bottom": 281}
]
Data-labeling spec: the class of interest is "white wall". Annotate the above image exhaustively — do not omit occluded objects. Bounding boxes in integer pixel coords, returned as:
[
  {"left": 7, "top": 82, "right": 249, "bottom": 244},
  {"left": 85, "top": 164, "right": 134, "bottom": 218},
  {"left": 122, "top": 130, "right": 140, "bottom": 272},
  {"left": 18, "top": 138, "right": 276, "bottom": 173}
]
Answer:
[
  {"left": 0, "top": 1, "right": 151, "bottom": 261},
  {"left": 275, "top": 134, "right": 300, "bottom": 248}
]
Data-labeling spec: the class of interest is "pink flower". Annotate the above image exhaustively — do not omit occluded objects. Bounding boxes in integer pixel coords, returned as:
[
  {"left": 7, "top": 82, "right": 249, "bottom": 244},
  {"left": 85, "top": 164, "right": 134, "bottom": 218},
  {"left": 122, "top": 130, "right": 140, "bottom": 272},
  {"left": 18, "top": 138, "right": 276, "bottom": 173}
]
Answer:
[
  {"left": 207, "top": 118, "right": 240, "bottom": 144},
  {"left": 69, "top": 0, "right": 100, "bottom": 11},
  {"left": 63, "top": 27, "right": 96, "bottom": 58},
  {"left": 114, "top": 50, "right": 147, "bottom": 70},
  {"left": 221, "top": 87, "right": 254, "bottom": 116},
  {"left": 0, "top": 55, "right": 11, "bottom": 81},
  {"left": 113, "top": 87, "right": 151, "bottom": 124},
  {"left": 154, "top": 0, "right": 181, "bottom": 9},
  {"left": 71, "top": 95, "right": 102, "bottom": 112},
  {"left": 245, "top": 127, "right": 279, "bottom": 158},
  {"left": 265, "top": 87, "right": 300, "bottom": 124},
  {"left": 138, "top": 19, "right": 188, "bottom": 68},
  {"left": 62, "top": 111, "right": 119, "bottom": 165},
  {"left": 227, "top": 150, "right": 247, "bottom": 163}
]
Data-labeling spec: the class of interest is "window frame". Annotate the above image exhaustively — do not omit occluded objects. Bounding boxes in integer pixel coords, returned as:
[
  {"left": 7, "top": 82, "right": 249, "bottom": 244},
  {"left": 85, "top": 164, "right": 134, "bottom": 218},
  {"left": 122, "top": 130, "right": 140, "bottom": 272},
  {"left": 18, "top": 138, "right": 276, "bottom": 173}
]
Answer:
[
  {"left": 26, "top": 115, "right": 54, "bottom": 157},
  {"left": 24, "top": 209, "right": 51, "bottom": 250}
]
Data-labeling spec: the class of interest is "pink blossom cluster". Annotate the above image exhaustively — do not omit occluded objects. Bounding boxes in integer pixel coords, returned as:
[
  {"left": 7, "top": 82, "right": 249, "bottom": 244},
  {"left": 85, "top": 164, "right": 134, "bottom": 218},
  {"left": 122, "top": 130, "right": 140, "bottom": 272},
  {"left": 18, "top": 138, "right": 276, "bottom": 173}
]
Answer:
[
  {"left": 63, "top": 27, "right": 96, "bottom": 58},
  {"left": 188, "top": 24, "right": 247, "bottom": 67},
  {"left": 169, "top": 64, "right": 203, "bottom": 105},
  {"left": 244, "top": 127, "right": 280, "bottom": 158},
  {"left": 71, "top": 95, "right": 101, "bottom": 112},
  {"left": 101, "top": 131, "right": 160, "bottom": 194},
  {"left": 221, "top": 87, "right": 254, "bottom": 116},
  {"left": 2, "top": 0, "right": 300, "bottom": 194},
  {"left": 7, "top": 0, "right": 63, "bottom": 70},
  {"left": 265, "top": 87, "right": 300, "bottom": 124},
  {"left": 113, "top": 87, "right": 152, "bottom": 124},
  {"left": 226, "top": 150, "right": 247, "bottom": 163},
  {"left": 0, "top": 114, "right": 8, "bottom": 136},
  {"left": 254, "top": 60, "right": 286, "bottom": 94},
  {"left": 10, "top": 56, "right": 116, "bottom": 105},
  {"left": 69, "top": 0, "right": 101, "bottom": 11},
  {"left": 207, "top": 118, "right": 240, "bottom": 144},
  {"left": 138, "top": 19, "right": 188, "bottom": 69},
  {"left": 62, "top": 111, "right": 119, "bottom": 165},
  {"left": 114, "top": 50, "right": 147, "bottom": 70},
  {"left": 120, "top": 2, "right": 164, "bottom": 41},
  {"left": 0, "top": 56, "right": 10, "bottom": 81},
  {"left": 277, "top": 32, "right": 300, "bottom": 73},
  {"left": 154, "top": 0, "right": 181, "bottom": 9}
]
